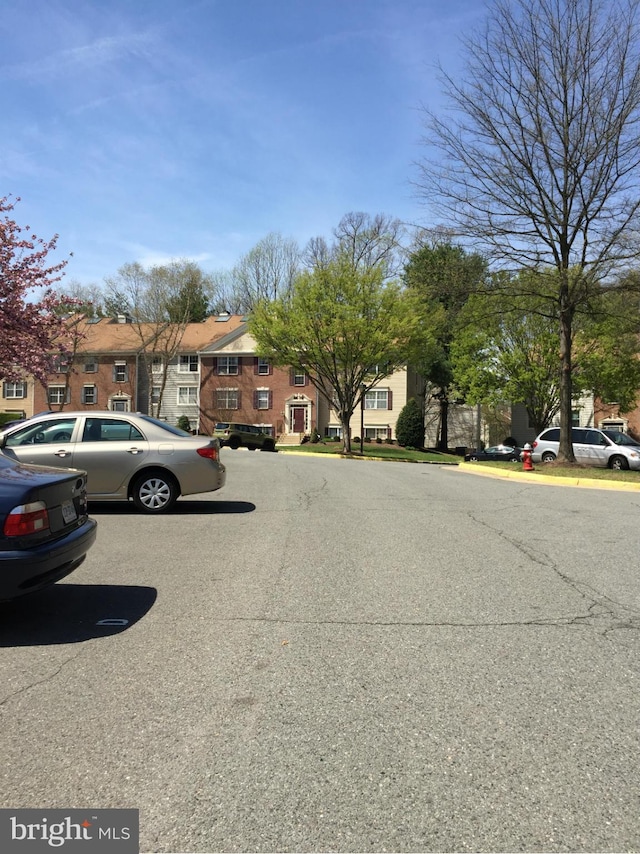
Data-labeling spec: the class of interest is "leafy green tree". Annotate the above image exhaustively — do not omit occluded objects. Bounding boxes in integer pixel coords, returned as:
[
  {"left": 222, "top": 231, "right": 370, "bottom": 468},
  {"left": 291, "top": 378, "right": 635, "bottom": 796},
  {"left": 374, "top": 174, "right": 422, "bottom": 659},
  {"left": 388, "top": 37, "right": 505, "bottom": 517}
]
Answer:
[
  {"left": 404, "top": 240, "right": 487, "bottom": 450},
  {"left": 250, "top": 257, "right": 417, "bottom": 454},
  {"left": 395, "top": 398, "right": 425, "bottom": 448},
  {"left": 451, "top": 270, "right": 640, "bottom": 433}
]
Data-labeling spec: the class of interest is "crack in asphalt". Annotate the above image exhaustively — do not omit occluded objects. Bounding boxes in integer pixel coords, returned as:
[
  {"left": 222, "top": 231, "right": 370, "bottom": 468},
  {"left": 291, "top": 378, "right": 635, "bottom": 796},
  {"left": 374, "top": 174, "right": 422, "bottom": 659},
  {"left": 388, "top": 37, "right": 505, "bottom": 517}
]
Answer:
[
  {"left": 0, "top": 652, "right": 83, "bottom": 708},
  {"left": 467, "top": 511, "right": 640, "bottom": 637}
]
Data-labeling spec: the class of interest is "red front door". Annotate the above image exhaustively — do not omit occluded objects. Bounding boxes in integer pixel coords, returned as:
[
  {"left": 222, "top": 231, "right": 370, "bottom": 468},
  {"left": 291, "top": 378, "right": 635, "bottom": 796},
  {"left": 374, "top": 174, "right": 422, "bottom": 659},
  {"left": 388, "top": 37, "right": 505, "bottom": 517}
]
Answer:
[{"left": 292, "top": 406, "right": 306, "bottom": 432}]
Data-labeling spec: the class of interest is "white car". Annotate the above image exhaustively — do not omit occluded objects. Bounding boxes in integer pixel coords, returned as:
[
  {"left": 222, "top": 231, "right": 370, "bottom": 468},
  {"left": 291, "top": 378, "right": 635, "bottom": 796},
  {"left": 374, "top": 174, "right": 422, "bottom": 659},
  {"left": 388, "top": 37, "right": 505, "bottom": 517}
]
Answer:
[{"left": 531, "top": 427, "right": 640, "bottom": 470}]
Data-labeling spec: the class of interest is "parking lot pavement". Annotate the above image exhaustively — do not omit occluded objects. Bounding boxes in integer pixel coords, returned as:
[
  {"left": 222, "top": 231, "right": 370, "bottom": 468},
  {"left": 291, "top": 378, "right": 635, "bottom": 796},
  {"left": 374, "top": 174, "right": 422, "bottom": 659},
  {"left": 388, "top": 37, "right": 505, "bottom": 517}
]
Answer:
[{"left": 1, "top": 452, "right": 639, "bottom": 853}]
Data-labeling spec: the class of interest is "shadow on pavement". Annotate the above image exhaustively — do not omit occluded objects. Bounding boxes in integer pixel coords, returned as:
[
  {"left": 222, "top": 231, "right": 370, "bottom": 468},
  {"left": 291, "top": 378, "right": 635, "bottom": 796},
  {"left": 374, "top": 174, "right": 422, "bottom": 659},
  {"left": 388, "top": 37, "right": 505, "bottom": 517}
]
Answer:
[
  {"left": 88, "top": 500, "right": 256, "bottom": 515},
  {"left": 0, "top": 584, "right": 158, "bottom": 647}
]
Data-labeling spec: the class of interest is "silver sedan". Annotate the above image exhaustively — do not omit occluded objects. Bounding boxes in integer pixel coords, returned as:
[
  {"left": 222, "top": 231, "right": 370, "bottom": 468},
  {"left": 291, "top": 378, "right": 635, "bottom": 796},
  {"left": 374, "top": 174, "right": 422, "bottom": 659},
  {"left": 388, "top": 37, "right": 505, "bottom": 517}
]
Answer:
[{"left": 0, "top": 411, "right": 226, "bottom": 513}]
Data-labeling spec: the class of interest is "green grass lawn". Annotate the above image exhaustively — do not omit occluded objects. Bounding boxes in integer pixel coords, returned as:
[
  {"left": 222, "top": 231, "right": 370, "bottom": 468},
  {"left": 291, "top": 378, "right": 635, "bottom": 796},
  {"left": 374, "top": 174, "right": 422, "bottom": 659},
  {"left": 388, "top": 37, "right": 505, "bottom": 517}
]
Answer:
[
  {"left": 278, "top": 441, "right": 640, "bottom": 481},
  {"left": 277, "top": 441, "right": 459, "bottom": 464}
]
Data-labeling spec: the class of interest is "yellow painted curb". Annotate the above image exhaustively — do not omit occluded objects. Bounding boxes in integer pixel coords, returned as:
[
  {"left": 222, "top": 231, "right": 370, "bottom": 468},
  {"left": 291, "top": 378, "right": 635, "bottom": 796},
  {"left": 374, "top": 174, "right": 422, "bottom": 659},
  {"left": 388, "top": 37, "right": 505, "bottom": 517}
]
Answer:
[{"left": 457, "top": 461, "right": 640, "bottom": 491}]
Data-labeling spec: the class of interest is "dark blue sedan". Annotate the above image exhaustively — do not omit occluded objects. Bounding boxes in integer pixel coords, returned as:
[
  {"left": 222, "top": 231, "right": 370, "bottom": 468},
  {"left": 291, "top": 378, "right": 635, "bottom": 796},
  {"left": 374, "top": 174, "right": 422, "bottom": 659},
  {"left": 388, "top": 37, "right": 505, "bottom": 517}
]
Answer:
[
  {"left": 0, "top": 453, "right": 97, "bottom": 601},
  {"left": 464, "top": 445, "right": 523, "bottom": 462}
]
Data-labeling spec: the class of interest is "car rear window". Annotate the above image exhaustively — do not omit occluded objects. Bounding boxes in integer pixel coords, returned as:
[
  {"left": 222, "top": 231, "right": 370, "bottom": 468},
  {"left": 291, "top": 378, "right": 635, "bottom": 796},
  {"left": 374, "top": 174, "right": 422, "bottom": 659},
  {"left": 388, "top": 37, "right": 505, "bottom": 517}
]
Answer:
[
  {"left": 541, "top": 428, "right": 560, "bottom": 441},
  {"left": 215, "top": 423, "right": 230, "bottom": 430},
  {"left": 137, "top": 414, "right": 191, "bottom": 437}
]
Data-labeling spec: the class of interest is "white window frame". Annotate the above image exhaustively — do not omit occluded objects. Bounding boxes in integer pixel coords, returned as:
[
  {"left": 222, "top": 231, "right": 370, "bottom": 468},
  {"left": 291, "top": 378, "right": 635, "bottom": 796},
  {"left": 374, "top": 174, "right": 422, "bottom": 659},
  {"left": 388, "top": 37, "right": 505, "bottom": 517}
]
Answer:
[
  {"left": 257, "top": 358, "right": 270, "bottom": 376},
  {"left": 365, "top": 389, "right": 388, "bottom": 410},
  {"left": 216, "top": 388, "right": 239, "bottom": 409},
  {"left": 82, "top": 384, "right": 97, "bottom": 405},
  {"left": 217, "top": 356, "right": 238, "bottom": 375},
  {"left": 151, "top": 356, "right": 163, "bottom": 374},
  {"left": 256, "top": 389, "right": 270, "bottom": 410},
  {"left": 83, "top": 361, "right": 98, "bottom": 373},
  {"left": 3, "top": 381, "right": 26, "bottom": 399},
  {"left": 178, "top": 386, "right": 198, "bottom": 406},
  {"left": 114, "top": 361, "right": 128, "bottom": 383},
  {"left": 293, "top": 370, "right": 306, "bottom": 386},
  {"left": 179, "top": 354, "right": 199, "bottom": 373},
  {"left": 48, "top": 385, "right": 68, "bottom": 405}
]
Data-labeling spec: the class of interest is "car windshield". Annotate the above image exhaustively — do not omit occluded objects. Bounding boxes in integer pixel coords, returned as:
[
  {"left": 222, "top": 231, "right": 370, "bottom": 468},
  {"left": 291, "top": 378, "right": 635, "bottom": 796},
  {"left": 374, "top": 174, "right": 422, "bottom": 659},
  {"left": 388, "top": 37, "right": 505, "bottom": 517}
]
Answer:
[
  {"left": 602, "top": 430, "right": 640, "bottom": 446},
  {"left": 137, "top": 414, "right": 191, "bottom": 437}
]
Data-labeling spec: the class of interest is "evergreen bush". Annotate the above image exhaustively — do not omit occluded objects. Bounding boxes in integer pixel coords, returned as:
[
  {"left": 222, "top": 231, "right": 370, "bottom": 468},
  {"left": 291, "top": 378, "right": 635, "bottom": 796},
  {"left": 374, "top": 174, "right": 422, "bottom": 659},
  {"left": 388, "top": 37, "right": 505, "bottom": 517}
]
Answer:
[{"left": 395, "top": 398, "right": 424, "bottom": 448}]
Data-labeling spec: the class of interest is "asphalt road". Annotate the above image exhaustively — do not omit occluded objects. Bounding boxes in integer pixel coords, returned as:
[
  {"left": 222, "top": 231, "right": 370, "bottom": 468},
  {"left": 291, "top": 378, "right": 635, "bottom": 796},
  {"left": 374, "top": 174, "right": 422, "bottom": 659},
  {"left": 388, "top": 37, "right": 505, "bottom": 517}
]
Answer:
[{"left": 1, "top": 450, "right": 639, "bottom": 853}]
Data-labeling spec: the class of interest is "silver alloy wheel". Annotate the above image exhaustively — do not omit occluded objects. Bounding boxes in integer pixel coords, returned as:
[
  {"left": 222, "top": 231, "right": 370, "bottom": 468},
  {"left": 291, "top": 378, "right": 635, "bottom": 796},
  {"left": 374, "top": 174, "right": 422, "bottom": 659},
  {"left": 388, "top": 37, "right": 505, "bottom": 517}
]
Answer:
[{"left": 134, "top": 474, "right": 177, "bottom": 512}]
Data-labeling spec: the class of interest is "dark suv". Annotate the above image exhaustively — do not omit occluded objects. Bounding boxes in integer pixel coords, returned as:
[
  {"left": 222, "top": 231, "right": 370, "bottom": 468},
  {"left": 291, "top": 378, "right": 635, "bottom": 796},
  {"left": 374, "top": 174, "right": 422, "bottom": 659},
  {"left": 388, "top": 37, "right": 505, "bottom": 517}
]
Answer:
[{"left": 212, "top": 422, "right": 276, "bottom": 451}]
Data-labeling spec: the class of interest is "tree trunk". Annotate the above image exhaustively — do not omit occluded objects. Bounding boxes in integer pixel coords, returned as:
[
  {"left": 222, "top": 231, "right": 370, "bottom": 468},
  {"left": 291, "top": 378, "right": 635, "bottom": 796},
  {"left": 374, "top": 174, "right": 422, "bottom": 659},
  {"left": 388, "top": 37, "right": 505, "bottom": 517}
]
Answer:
[
  {"left": 341, "top": 412, "right": 352, "bottom": 454},
  {"left": 557, "top": 292, "right": 576, "bottom": 463},
  {"left": 438, "top": 395, "right": 449, "bottom": 452}
]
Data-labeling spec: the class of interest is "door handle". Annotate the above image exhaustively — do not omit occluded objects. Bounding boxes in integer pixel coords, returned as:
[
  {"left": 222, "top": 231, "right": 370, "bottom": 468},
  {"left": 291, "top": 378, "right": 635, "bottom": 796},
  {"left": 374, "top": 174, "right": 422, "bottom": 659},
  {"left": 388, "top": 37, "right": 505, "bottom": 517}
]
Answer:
[
  {"left": 54, "top": 450, "right": 70, "bottom": 457},
  {"left": 127, "top": 448, "right": 141, "bottom": 455}
]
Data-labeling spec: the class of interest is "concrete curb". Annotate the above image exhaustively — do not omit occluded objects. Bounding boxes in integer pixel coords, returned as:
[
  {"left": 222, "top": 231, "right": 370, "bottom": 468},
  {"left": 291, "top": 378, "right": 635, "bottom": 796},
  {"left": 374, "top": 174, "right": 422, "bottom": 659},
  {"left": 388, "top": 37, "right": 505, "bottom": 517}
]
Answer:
[{"left": 456, "top": 461, "right": 640, "bottom": 492}]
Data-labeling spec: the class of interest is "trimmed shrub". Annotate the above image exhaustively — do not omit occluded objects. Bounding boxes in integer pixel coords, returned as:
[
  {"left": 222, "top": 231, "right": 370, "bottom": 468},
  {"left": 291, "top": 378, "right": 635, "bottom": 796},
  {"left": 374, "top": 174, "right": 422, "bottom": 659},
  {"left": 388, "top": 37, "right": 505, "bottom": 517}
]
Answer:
[
  {"left": 176, "top": 415, "right": 191, "bottom": 432},
  {"left": 395, "top": 398, "right": 424, "bottom": 448}
]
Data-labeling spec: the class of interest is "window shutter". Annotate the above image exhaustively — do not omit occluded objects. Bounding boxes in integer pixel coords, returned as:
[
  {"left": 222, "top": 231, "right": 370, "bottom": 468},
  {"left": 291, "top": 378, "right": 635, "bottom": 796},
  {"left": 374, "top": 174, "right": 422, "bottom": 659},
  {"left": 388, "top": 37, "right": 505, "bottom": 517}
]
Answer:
[
  {"left": 268, "top": 391, "right": 273, "bottom": 409},
  {"left": 112, "top": 365, "right": 116, "bottom": 382},
  {"left": 387, "top": 390, "right": 393, "bottom": 410},
  {"left": 253, "top": 390, "right": 258, "bottom": 409},
  {"left": 124, "top": 366, "right": 129, "bottom": 382},
  {"left": 237, "top": 358, "right": 243, "bottom": 375},
  {"left": 236, "top": 391, "right": 241, "bottom": 410},
  {"left": 66, "top": 387, "right": 71, "bottom": 404},
  {"left": 213, "top": 357, "right": 219, "bottom": 375},
  {"left": 254, "top": 357, "right": 259, "bottom": 375},
  {"left": 2, "top": 383, "right": 5, "bottom": 397},
  {"left": 289, "top": 369, "right": 295, "bottom": 386}
]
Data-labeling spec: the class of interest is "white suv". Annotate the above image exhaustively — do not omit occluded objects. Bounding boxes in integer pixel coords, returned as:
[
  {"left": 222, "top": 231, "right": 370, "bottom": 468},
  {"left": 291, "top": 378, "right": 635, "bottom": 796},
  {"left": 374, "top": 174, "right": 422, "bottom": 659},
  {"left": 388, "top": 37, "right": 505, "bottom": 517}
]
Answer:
[{"left": 532, "top": 427, "right": 640, "bottom": 470}]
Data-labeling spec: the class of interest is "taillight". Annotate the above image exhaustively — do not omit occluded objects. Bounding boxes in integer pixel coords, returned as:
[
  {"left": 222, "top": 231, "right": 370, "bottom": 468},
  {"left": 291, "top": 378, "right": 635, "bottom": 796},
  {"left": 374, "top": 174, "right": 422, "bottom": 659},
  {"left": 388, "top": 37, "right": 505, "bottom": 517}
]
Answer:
[
  {"left": 532, "top": 440, "right": 538, "bottom": 448},
  {"left": 197, "top": 446, "right": 219, "bottom": 461},
  {"left": 4, "top": 501, "right": 50, "bottom": 537}
]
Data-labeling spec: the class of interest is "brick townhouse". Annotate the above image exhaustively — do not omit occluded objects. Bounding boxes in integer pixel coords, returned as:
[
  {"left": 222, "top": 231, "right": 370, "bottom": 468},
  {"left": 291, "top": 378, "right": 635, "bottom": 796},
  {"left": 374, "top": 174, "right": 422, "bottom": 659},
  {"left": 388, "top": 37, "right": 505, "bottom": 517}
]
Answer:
[{"left": 6, "top": 313, "right": 420, "bottom": 442}]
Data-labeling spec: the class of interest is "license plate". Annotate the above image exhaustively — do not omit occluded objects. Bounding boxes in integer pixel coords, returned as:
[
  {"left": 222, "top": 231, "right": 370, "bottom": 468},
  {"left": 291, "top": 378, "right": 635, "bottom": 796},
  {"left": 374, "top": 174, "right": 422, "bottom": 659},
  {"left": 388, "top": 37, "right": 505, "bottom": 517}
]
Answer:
[{"left": 61, "top": 499, "right": 77, "bottom": 524}]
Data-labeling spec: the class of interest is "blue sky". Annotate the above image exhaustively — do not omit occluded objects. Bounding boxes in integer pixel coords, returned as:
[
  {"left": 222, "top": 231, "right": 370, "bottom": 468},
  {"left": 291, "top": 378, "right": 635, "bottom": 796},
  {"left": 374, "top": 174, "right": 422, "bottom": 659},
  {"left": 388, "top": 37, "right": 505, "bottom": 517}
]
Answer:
[{"left": 2, "top": 0, "right": 484, "bottom": 286}]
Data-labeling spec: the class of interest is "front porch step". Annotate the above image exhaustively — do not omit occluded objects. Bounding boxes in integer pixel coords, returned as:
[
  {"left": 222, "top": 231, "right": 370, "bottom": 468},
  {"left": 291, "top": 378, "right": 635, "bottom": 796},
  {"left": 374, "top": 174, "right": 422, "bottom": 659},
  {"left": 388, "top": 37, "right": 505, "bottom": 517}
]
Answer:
[{"left": 277, "top": 433, "right": 305, "bottom": 446}]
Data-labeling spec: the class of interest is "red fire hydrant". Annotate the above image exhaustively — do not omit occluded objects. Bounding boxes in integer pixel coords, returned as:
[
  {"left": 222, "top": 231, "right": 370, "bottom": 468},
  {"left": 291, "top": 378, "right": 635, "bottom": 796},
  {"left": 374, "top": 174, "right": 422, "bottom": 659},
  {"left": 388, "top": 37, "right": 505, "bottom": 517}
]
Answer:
[{"left": 522, "top": 443, "right": 534, "bottom": 472}]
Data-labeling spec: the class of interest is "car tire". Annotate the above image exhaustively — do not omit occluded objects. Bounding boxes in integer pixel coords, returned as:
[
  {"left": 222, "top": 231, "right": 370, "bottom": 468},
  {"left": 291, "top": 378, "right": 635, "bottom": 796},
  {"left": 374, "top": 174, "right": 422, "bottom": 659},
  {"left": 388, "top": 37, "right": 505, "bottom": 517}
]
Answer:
[
  {"left": 468, "top": 455, "right": 478, "bottom": 461},
  {"left": 262, "top": 439, "right": 275, "bottom": 452},
  {"left": 609, "top": 455, "right": 629, "bottom": 471},
  {"left": 131, "top": 470, "right": 179, "bottom": 513},
  {"left": 541, "top": 451, "right": 556, "bottom": 463},
  {"left": 248, "top": 445, "right": 256, "bottom": 451},
  {"left": 229, "top": 437, "right": 240, "bottom": 449}
]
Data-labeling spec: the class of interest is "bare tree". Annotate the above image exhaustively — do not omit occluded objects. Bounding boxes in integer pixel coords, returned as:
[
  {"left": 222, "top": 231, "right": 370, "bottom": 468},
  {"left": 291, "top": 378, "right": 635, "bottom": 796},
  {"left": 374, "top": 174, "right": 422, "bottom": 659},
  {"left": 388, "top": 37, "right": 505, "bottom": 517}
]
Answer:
[
  {"left": 225, "top": 232, "right": 301, "bottom": 313},
  {"left": 304, "top": 212, "right": 406, "bottom": 279},
  {"left": 104, "top": 260, "right": 212, "bottom": 417},
  {"left": 416, "top": 0, "right": 640, "bottom": 461}
]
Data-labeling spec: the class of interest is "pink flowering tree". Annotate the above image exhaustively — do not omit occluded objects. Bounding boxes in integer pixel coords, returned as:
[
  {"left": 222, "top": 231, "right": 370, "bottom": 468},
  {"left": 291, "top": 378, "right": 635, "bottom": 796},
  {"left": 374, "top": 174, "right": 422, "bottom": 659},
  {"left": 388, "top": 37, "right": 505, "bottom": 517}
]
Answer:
[{"left": 0, "top": 196, "right": 74, "bottom": 383}]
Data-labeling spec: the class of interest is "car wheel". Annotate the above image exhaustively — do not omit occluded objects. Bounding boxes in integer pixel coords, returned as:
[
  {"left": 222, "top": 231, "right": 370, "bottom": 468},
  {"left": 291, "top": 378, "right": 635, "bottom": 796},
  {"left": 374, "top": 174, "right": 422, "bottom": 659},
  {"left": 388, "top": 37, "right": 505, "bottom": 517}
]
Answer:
[
  {"left": 131, "top": 471, "right": 179, "bottom": 513},
  {"left": 609, "top": 455, "right": 629, "bottom": 471},
  {"left": 262, "top": 439, "right": 275, "bottom": 452},
  {"left": 229, "top": 437, "right": 240, "bottom": 449},
  {"left": 541, "top": 451, "right": 556, "bottom": 463},
  {"left": 468, "top": 455, "right": 478, "bottom": 461},
  {"left": 248, "top": 445, "right": 257, "bottom": 451}
]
